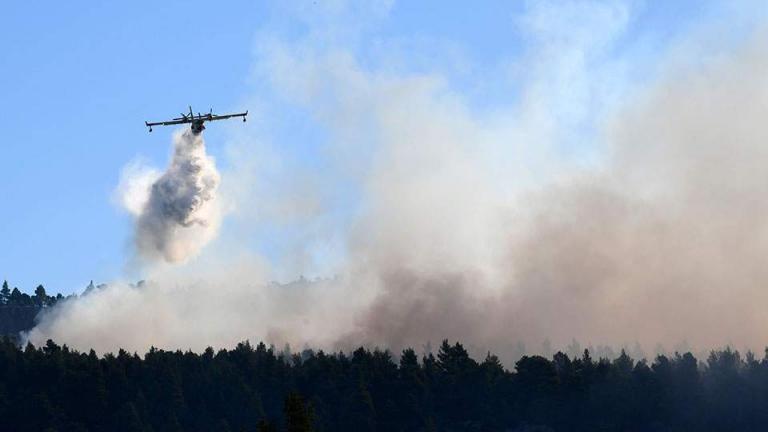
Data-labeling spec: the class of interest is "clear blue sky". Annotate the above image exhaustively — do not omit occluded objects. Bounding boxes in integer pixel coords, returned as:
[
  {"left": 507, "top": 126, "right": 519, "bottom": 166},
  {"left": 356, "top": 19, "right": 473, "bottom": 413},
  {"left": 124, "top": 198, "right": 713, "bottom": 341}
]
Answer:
[{"left": 0, "top": 0, "right": 751, "bottom": 294}]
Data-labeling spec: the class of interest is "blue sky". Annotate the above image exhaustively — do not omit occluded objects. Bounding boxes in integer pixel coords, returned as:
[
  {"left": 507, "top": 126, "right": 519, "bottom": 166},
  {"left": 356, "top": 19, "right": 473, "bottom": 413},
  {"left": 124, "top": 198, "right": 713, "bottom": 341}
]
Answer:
[{"left": 0, "top": 0, "right": 757, "bottom": 294}]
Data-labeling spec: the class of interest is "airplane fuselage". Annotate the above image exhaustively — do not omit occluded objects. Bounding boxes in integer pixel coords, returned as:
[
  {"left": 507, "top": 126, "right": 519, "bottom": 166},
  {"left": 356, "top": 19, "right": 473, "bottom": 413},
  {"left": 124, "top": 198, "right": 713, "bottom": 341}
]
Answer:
[{"left": 191, "top": 120, "right": 206, "bottom": 134}]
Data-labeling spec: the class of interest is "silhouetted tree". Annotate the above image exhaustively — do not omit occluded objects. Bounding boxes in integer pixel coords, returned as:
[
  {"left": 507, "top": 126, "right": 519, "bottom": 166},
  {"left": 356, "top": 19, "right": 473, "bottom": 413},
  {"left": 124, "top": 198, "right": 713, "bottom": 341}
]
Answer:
[
  {"left": 0, "top": 281, "right": 9, "bottom": 305},
  {"left": 258, "top": 419, "right": 279, "bottom": 432},
  {"left": 285, "top": 392, "right": 314, "bottom": 432},
  {"left": 9, "top": 288, "right": 21, "bottom": 304},
  {"left": 33, "top": 284, "right": 47, "bottom": 307}
]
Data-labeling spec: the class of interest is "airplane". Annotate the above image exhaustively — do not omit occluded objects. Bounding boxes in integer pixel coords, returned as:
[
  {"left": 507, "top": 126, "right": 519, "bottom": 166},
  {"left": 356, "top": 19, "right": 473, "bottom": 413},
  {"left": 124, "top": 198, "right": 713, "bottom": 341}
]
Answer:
[{"left": 145, "top": 106, "right": 248, "bottom": 134}]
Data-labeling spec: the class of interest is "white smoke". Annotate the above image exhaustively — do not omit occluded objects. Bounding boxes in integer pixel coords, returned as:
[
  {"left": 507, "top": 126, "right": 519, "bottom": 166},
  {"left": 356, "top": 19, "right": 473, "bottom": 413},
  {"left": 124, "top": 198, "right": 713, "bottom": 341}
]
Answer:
[
  {"left": 114, "top": 160, "right": 160, "bottom": 217},
  {"left": 130, "top": 130, "right": 221, "bottom": 264}
]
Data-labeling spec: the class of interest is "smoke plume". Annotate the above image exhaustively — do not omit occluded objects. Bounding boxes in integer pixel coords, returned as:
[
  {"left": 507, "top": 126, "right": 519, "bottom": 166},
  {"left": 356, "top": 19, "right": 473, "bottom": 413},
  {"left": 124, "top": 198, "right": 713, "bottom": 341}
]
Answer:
[{"left": 130, "top": 130, "right": 221, "bottom": 264}]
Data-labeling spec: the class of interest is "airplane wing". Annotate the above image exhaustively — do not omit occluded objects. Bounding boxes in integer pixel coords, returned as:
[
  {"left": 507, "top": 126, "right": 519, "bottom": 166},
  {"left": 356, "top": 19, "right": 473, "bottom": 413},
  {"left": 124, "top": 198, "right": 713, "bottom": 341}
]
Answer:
[
  {"left": 145, "top": 119, "right": 189, "bottom": 127},
  {"left": 206, "top": 111, "right": 248, "bottom": 121}
]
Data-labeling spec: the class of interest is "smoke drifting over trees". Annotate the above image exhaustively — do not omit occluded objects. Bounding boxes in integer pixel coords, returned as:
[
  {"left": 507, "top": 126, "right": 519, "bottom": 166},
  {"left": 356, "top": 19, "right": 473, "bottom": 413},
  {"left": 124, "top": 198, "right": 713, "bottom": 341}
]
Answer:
[{"left": 23, "top": 2, "right": 768, "bottom": 359}]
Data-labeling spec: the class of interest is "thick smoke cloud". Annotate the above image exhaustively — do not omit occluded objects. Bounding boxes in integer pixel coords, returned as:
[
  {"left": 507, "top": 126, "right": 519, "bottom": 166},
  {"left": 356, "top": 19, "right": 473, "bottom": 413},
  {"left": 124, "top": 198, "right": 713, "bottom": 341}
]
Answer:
[
  {"left": 131, "top": 130, "right": 221, "bottom": 264},
  {"left": 341, "top": 35, "right": 768, "bottom": 358},
  {"left": 25, "top": 1, "right": 768, "bottom": 360}
]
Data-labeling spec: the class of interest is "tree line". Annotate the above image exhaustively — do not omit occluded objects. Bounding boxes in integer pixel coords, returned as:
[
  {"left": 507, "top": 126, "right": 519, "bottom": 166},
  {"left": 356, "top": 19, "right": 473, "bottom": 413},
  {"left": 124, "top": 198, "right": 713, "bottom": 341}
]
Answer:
[
  {"left": 2, "top": 337, "right": 768, "bottom": 431},
  {"left": 0, "top": 281, "right": 73, "bottom": 339},
  {"left": 0, "top": 280, "right": 67, "bottom": 308}
]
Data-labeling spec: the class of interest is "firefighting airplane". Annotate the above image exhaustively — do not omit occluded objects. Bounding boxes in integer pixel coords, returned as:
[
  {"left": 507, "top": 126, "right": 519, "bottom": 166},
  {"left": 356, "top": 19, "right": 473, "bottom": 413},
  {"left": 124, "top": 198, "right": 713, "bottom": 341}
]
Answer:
[{"left": 145, "top": 106, "right": 247, "bottom": 134}]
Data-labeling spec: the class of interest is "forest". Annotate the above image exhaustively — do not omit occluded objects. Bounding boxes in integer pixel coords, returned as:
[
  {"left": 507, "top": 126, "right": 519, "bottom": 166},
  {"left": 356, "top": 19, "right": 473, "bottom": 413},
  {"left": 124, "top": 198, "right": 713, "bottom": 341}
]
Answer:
[{"left": 1, "top": 334, "right": 767, "bottom": 432}]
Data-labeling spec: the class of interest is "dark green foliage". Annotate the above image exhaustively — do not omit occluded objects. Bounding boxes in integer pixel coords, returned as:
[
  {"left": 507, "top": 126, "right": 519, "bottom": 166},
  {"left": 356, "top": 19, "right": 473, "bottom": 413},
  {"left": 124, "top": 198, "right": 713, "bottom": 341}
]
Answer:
[
  {"left": 34, "top": 285, "right": 47, "bottom": 307},
  {"left": 0, "top": 281, "right": 68, "bottom": 337},
  {"left": 0, "top": 282, "right": 64, "bottom": 308},
  {"left": 258, "top": 419, "right": 279, "bottom": 432},
  {"left": 284, "top": 392, "right": 314, "bottom": 432},
  {"left": 0, "top": 281, "right": 10, "bottom": 304},
  {"left": 1, "top": 337, "right": 768, "bottom": 431}
]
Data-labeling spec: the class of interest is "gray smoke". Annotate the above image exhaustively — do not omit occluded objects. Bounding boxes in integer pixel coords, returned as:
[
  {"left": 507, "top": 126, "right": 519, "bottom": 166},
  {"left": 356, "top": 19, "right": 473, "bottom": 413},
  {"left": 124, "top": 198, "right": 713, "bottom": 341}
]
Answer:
[
  {"left": 24, "top": 2, "right": 768, "bottom": 361},
  {"left": 336, "top": 33, "right": 768, "bottom": 358},
  {"left": 132, "top": 130, "right": 221, "bottom": 264}
]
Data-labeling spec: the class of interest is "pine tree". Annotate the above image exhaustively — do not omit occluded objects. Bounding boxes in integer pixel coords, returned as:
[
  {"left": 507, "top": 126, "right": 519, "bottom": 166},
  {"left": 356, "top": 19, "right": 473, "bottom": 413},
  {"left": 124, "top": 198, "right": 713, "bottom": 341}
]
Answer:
[
  {"left": 9, "top": 287, "right": 22, "bottom": 305},
  {"left": 0, "top": 281, "right": 9, "bottom": 305},
  {"left": 34, "top": 285, "right": 47, "bottom": 307},
  {"left": 284, "top": 392, "right": 314, "bottom": 432},
  {"left": 257, "top": 419, "right": 278, "bottom": 432}
]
